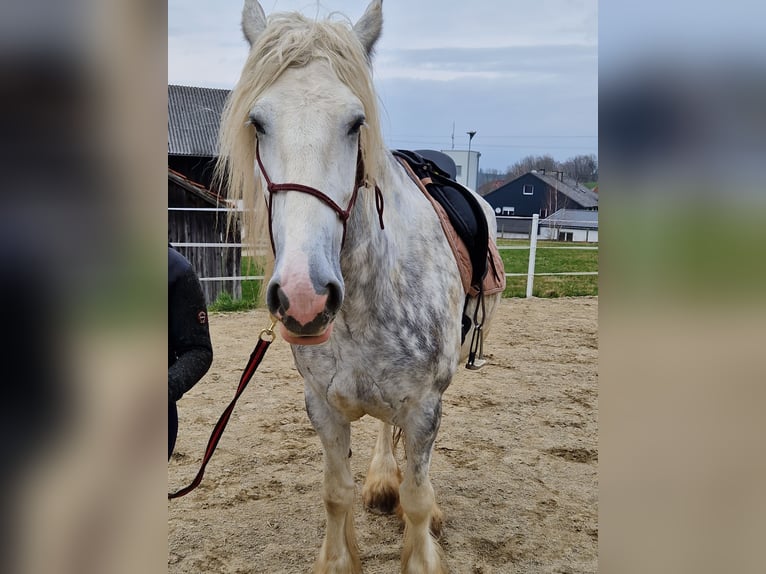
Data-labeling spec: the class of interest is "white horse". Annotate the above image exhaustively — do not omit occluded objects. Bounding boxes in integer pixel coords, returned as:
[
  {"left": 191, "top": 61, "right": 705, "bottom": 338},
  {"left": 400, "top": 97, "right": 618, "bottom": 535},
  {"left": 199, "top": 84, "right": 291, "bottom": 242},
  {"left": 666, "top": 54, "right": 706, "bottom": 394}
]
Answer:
[{"left": 217, "top": 1, "right": 502, "bottom": 572}]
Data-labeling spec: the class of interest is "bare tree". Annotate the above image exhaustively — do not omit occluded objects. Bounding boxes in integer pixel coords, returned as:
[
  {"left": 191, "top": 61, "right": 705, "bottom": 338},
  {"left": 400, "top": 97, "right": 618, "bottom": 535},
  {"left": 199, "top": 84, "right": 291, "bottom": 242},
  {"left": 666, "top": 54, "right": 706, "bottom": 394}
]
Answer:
[
  {"left": 477, "top": 153, "right": 598, "bottom": 194},
  {"left": 505, "top": 154, "right": 560, "bottom": 179},
  {"left": 561, "top": 154, "right": 598, "bottom": 183}
]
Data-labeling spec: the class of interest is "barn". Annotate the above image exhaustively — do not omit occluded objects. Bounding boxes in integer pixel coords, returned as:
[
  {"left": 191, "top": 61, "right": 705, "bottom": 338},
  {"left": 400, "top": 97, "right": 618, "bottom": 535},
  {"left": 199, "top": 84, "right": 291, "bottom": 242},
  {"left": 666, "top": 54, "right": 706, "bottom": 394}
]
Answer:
[
  {"left": 168, "top": 84, "right": 240, "bottom": 304},
  {"left": 484, "top": 169, "right": 598, "bottom": 238}
]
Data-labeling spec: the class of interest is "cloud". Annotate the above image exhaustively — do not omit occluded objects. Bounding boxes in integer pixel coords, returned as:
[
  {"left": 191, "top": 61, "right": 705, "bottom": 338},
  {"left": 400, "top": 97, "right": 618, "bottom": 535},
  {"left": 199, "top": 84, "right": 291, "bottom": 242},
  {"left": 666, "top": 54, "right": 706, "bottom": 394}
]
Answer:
[
  {"left": 375, "top": 44, "right": 597, "bottom": 82},
  {"left": 376, "top": 0, "right": 597, "bottom": 52},
  {"left": 168, "top": 33, "right": 247, "bottom": 88},
  {"left": 167, "top": 0, "right": 599, "bottom": 169}
]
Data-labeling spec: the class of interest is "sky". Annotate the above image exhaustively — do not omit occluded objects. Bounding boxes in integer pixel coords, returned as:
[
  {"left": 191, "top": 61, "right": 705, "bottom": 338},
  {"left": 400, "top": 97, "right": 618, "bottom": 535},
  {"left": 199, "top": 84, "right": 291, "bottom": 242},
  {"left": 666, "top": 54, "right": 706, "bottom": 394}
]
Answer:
[{"left": 168, "top": 0, "right": 598, "bottom": 172}]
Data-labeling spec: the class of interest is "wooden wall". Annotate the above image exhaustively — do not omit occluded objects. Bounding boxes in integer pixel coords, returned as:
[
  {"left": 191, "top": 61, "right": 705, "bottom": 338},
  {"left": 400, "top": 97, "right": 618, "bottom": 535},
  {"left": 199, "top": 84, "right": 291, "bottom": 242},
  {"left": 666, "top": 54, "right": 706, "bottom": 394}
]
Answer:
[{"left": 168, "top": 181, "right": 241, "bottom": 304}]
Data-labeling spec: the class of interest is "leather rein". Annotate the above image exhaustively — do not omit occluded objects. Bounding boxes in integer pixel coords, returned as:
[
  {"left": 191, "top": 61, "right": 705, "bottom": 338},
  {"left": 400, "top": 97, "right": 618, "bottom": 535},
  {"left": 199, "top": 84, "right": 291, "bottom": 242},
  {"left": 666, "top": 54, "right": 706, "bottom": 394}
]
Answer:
[{"left": 255, "top": 139, "right": 385, "bottom": 253}]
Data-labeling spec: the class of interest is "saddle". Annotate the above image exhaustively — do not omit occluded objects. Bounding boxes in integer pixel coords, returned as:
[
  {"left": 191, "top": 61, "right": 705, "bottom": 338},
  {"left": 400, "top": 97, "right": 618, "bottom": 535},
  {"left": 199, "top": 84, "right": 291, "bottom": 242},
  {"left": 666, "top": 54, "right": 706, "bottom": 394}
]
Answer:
[{"left": 393, "top": 150, "right": 506, "bottom": 368}]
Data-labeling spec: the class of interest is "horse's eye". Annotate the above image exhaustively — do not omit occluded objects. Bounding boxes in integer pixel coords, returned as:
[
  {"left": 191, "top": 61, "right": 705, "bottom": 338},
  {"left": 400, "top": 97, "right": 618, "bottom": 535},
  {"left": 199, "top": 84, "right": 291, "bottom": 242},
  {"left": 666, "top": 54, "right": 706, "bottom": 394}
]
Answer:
[
  {"left": 248, "top": 115, "right": 266, "bottom": 135},
  {"left": 348, "top": 116, "right": 366, "bottom": 136}
]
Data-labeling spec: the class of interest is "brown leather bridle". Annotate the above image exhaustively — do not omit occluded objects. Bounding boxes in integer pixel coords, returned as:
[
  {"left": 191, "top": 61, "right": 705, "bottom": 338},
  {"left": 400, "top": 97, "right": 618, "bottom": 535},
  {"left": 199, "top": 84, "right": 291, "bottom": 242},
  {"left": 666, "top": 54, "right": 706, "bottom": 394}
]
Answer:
[{"left": 255, "top": 139, "right": 385, "bottom": 254}]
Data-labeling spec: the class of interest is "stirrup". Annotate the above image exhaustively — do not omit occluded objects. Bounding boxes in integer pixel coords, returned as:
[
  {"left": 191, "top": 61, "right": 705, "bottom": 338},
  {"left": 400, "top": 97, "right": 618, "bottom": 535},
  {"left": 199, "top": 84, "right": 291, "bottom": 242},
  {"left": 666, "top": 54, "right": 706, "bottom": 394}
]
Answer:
[
  {"left": 466, "top": 357, "right": 486, "bottom": 370},
  {"left": 466, "top": 325, "right": 486, "bottom": 370},
  {"left": 465, "top": 287, "right": 487, "bottom": 370}
]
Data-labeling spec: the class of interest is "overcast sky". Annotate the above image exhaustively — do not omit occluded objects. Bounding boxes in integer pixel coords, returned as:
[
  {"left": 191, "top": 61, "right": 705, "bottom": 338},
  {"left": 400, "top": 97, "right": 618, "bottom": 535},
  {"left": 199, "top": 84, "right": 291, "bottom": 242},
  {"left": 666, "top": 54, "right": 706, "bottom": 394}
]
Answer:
[{"left": 168, "top": 0, "right": 598, "bottom": 172}]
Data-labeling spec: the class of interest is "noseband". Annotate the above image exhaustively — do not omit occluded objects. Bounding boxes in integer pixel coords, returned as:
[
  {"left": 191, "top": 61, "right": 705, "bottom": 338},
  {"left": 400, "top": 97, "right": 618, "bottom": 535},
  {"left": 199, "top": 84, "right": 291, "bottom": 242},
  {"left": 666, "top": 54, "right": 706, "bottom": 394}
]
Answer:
[{"left": 255, "top": 139, "right": 384, "bottom": 254}]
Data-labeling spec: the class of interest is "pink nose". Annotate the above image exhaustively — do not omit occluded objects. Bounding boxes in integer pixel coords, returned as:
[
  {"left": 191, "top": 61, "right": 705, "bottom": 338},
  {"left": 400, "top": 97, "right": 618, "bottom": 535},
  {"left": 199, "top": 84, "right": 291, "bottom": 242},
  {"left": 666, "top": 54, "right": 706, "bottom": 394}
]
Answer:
[
  {"left": 267, "top": 280, "right": 342, "bottom": 336},
  {"left": 273, "top": 283, "right": 327, "bottom": 324}
]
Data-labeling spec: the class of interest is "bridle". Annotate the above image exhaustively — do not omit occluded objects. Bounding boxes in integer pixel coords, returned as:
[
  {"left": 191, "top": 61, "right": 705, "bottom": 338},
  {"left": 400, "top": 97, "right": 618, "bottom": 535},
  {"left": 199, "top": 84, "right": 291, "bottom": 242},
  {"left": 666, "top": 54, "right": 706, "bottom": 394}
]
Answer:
[{"left": 255, "top": 138, "right": 385, "bottom": 254}]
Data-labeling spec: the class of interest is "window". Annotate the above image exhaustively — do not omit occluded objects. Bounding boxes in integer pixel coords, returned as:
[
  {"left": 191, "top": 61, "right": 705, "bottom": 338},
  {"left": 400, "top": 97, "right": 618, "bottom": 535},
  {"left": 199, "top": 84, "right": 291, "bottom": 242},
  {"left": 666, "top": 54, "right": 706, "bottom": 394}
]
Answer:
[
  {"left": 558, "top": 231, "right": 574, "bottom": 242},
  {"left": 523, "top": 184, "right": 534, "bottom": 195},
  {"left": 501, "top": 206, "right": 515, "bottom": 216}
]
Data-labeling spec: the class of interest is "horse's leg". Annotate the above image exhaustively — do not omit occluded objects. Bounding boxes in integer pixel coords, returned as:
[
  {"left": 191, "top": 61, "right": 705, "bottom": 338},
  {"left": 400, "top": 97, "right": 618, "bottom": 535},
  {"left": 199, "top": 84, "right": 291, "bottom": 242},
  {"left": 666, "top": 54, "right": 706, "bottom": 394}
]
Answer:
[
  {"left": 362, "top": 421, "right": 402, "bottom": 515},
  {"left": 306, "top": 390, "right": 361, "bottom": 574},
  {"left": 399, "top": 402, "right": 447, "bottom": 574}
]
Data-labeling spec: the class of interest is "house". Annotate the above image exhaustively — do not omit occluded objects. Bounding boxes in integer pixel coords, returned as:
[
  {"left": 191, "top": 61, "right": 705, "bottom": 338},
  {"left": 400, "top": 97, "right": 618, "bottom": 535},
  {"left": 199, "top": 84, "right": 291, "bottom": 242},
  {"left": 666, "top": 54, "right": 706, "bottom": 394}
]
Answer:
[
  {"left": 483, "top": 169, "right": 598, "bottom": 238},
  {"left": 484, "top": 168, "right": 598, "bottom": 218},
  {"left": 439, "top": 149, "right": 481, "bottom": 190},
  {"left": 168, "top": 84, "right": 241, "bottom": 303},
  {"left": 539, "top": 208, "right": 599, "bottom": 242}
]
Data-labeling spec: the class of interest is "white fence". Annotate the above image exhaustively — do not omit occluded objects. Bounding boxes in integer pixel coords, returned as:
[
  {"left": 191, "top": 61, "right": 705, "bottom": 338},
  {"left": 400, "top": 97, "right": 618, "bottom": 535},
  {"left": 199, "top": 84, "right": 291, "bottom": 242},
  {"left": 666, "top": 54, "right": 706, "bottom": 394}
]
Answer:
[
  {"left": 170, "top": 210, "right": 598, "bottom": 299},
  {"left": 497, "top": 214, "right": 598, "bottom": 297}
]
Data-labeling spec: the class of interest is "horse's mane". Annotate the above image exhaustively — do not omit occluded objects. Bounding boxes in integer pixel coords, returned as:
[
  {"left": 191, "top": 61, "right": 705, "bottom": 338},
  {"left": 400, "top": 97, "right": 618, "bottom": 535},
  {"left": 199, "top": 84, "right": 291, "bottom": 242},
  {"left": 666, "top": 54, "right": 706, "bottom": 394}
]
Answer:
[{"left": 216, "top": 11, "right": 386, "bottom": 259}]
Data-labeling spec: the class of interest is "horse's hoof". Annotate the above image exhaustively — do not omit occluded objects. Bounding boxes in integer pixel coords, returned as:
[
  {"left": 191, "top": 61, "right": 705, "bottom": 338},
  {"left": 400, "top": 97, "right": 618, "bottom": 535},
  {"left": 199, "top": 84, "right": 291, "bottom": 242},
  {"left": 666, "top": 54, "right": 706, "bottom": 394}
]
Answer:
[
  {"left": 363, "top": 483, "right": 401, "bottom": 515},
  {"left": 429, "top": 506, "right": 444, "bottom": 537}
]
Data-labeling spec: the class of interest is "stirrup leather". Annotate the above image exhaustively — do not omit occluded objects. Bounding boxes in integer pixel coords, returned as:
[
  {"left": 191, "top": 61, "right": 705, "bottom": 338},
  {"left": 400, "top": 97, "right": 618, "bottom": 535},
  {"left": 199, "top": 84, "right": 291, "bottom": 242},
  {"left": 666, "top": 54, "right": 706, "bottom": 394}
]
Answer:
[{"left": 465, "top": 290, "right": 487, "bottom": 370}]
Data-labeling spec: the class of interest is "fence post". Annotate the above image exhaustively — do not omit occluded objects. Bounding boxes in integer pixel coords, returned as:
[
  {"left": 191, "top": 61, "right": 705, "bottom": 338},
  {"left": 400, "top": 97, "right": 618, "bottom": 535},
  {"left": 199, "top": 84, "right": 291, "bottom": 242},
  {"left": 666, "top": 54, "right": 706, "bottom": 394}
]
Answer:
[{"left": 526, "top": 214, "right": 539, "bottom": 298}]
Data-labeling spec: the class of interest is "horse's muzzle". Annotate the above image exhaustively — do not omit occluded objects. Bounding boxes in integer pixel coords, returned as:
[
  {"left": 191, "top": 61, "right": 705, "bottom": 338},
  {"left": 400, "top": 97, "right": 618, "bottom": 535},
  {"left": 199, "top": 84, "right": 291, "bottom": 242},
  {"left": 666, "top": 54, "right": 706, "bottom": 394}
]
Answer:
[{"left": 266, "top": 279, "right": 342, "bottom": 345}]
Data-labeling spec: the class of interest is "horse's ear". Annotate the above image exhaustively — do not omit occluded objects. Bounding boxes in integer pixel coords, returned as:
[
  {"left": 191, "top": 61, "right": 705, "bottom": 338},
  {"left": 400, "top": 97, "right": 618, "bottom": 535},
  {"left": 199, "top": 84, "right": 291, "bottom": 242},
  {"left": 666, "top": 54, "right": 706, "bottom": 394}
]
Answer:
[
  {"left": 353, "top": 0, "right": 383, "bottom": 58},
  {"left": 242, "top": 0, "right": 267, "bottom": 47}
]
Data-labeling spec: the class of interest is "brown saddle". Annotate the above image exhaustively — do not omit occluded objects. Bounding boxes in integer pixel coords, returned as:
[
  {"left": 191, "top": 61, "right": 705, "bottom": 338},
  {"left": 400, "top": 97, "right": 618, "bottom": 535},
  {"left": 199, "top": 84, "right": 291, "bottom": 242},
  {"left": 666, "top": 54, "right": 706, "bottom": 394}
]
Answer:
[{"left": 394, "top": 154, "right": 506, "bottom": 298}]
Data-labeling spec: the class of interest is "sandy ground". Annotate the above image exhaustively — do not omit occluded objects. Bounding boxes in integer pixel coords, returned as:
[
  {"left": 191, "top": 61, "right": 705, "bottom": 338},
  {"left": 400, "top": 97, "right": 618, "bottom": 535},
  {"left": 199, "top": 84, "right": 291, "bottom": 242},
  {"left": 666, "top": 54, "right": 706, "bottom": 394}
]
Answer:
[{"left": 168, "top": 297, "right": 598, "bottom": 574}]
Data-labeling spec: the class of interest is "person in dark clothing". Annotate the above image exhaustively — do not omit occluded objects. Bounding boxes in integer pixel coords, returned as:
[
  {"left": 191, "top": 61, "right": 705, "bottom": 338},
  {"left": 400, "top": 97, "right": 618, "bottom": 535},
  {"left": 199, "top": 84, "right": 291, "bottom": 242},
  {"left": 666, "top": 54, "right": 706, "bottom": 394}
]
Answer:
[{"left": 168, "top": 246, "right": 213, "bottom": 459}]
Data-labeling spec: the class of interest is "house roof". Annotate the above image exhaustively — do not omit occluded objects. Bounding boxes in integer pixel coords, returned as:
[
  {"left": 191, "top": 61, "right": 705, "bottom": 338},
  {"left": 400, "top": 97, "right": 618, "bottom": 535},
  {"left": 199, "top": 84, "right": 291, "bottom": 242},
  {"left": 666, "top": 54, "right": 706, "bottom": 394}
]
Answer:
[
  {"left": 168, "top": 85, "right": 231, "bottom": 157},
  {"left": 483, "top": 170, "right": 599, "bottom": 209},
  {"left": 541, "top": 208, "right": 599, "bottom": 229},
  {"left": 530, "top": 171, "right": 599, "bottom": 208}
]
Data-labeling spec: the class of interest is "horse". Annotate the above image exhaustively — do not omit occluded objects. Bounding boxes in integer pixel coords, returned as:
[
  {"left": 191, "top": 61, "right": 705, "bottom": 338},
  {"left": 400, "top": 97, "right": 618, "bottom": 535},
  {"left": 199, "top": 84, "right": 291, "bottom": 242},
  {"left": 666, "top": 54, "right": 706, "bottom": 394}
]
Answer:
[{"left": 216, "top": 1, "right": 503, "bottom": 572}]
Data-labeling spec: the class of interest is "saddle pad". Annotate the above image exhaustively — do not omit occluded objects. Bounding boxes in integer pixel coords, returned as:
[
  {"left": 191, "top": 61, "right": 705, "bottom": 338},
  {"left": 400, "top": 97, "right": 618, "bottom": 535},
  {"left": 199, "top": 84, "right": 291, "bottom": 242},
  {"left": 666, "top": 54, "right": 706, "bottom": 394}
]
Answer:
[{"left": 396, "top": 157, "right": 506, "bottom": 297}]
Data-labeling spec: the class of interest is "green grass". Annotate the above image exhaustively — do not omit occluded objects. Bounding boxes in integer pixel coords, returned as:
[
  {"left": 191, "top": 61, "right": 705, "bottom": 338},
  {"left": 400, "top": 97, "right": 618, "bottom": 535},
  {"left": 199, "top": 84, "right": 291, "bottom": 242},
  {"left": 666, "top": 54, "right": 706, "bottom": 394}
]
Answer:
[
  {"left": 502, "top": 274, "right": 598, "bottom": 298},
  {"left": 240, "top": 257, "right": 263, "bottom": 303},
  {"left": 209, "top": 241, "right": 598, "bottom": 311},
  {"left": 208, "top": 291, "right": 257, "bottom": 312},
  {"left": 498, "top": 240, "right": 598, "bottom": 297},
  {"left": 208, "top": 256, "right": 264, "bottom": 312}
]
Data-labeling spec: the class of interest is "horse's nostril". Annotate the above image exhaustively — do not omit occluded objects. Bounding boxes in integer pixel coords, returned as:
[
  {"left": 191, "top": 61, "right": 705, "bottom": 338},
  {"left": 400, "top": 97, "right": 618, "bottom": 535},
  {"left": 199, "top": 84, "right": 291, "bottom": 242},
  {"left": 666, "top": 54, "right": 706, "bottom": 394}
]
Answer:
[
  {"left": 267, "top": 282, "right": 290, "bottom": 315},
  {"left": 325, "top": 281, "right": 343, "bottom": 315}
]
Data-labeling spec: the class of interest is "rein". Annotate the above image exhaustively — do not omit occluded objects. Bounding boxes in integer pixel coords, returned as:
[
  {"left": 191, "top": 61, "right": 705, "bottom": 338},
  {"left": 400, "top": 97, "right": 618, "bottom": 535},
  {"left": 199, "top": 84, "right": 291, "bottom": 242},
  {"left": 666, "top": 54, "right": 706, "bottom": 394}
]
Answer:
[
  {"left": 168, "top": 319, "right": 276, "bottom": 499},
  {"left": 255, "top": 139, "right": 384, "bottom": 253}
]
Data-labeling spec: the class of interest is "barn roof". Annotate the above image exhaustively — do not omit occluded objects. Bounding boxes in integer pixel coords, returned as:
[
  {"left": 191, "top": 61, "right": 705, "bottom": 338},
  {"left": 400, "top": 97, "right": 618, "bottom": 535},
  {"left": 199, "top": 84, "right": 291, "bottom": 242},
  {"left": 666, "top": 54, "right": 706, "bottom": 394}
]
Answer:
[
  {"left": 168, "top": 168, "right": 231, "bottom": 206},
  {"left": 530, "top": 171, "right": 599, "bottom": 208},
  {"left": 168, "top": 85, "right": 231, "bottom": 157},
  {"left": 541, "top": 208, "right": 599, "bottom": 229}
]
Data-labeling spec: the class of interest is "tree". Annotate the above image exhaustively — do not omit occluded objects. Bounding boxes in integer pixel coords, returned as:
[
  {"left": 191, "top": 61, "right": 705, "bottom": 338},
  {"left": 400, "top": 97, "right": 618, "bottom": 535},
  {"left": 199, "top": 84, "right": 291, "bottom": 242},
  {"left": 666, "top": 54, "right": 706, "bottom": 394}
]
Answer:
[
  {"left": 478, "top": 153, "right": 598, "bottom": 194},
  {"left": 561, "top": 154, "right": 598, "bottom": 183},
  {"left": 505, "top": 154, "right": 559, "bottom": 180}
]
